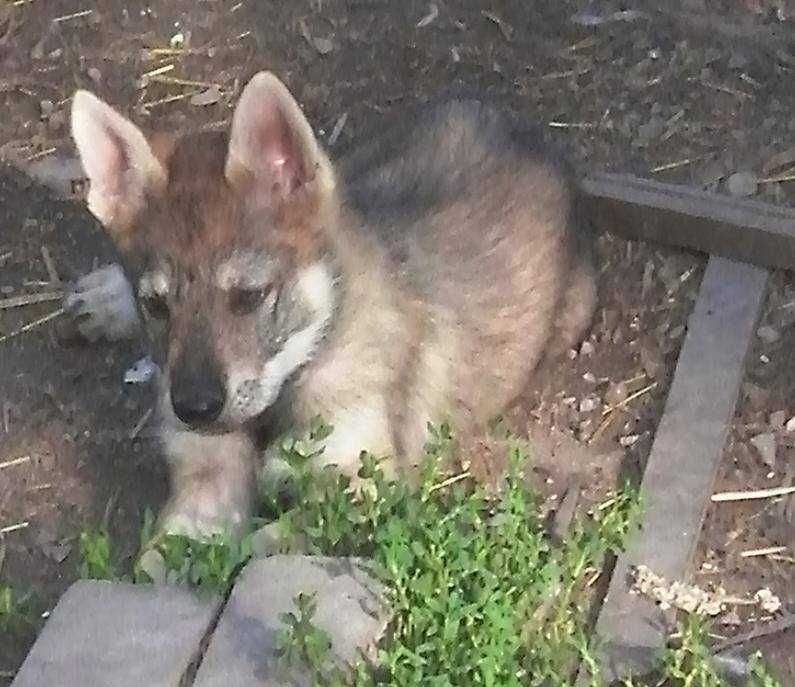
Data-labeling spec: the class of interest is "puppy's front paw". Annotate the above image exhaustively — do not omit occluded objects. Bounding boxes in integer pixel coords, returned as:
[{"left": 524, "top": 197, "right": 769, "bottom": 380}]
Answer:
[
  {"left": 64, "top": 263, "right": 139, "bottom": 342},
  {"left": 158, "top": 492, "right": 251, "bottom": 543}
]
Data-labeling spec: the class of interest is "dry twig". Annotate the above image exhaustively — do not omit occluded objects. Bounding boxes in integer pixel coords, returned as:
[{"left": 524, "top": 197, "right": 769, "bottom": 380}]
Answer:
[
  {"left": 0, "top": 291, "right": 62, "bottom": 310},
  {"left": 0, "top": 455, "right": 30, "bottom": 470},
  {"left": 0, "top": 308, "right": 64, "bottom": 343},
  {"left": 712, "top": 485, "right": 795, "bottom": 502}
]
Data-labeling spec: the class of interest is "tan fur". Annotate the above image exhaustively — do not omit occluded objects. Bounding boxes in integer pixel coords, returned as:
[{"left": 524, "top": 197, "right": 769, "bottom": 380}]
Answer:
[{"left": 69, "top": 72, "right": 597, "bottom": 539}]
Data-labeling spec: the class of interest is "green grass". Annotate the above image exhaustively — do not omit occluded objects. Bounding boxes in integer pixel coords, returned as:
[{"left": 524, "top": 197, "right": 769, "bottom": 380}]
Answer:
[
  {"left": 0, "top": 584, "right": 37, "bottom": 639},
  {"left": 77, "top": 512, "right": 250, "bottom": 598},
  {"left": 72, "top": 419, "right": 782, "bottom": 686}
]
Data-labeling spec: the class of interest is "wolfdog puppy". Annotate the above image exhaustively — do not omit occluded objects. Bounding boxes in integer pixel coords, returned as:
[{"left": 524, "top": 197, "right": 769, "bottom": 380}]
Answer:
[{"left": 67, "top": 71, "right": 596, "bottom": 537}]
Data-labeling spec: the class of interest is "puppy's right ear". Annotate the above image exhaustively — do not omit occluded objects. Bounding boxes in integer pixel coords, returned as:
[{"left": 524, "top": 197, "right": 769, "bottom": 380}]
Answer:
[{"left": 70, "top": 91, "right": 166, "bottom": 242}]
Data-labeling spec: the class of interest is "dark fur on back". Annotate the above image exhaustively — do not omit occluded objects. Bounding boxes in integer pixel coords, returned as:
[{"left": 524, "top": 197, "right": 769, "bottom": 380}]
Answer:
[{"left": 339, "top": 97, "right": 594, "bottom": 305}]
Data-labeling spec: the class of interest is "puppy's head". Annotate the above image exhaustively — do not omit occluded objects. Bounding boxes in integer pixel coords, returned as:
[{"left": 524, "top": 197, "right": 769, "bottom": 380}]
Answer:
[{"left": 71, "top": 72, "right": 339, "bottom": 431}]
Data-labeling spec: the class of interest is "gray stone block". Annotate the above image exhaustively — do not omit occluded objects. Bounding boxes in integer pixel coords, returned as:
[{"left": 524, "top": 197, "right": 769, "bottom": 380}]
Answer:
[
  {"left": 12, "top": 580, "right": 221, "bottom": 687},
  {"left": 193, "top": 556, "right": 389, "bottom": 686}
]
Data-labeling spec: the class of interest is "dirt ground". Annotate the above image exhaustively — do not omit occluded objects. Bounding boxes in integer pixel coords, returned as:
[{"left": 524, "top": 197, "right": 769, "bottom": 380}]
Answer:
[{"left": 1, "top": 0, "right": 794, "bottom": 681}]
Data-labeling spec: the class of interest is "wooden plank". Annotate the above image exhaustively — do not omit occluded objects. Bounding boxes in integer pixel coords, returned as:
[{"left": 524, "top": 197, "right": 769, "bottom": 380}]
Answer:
[
  {"left": 585, "top": 257, "right": 769, "bottom": 683},
  {"left": 581, "top": 172, "right": 795, "bottom": 271}
]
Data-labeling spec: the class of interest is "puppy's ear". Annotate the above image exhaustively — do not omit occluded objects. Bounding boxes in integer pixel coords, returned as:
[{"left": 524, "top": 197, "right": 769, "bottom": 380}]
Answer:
[
  {"left": 225, "top": 71, "right": 331, "bottom": 209},
  {"left": 71, "top": 91, "right": 166, "bottom": 240}
]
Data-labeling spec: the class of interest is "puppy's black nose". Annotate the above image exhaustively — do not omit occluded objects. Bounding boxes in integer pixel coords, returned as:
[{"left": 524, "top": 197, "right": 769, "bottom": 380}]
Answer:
[{"left": 171, "top": 378, "right": 225, "bottom": 427}]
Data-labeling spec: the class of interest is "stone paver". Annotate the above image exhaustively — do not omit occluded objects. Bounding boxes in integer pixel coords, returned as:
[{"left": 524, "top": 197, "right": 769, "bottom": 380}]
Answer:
[
  {"left": 11, "top": 580, "right": 221, "bottom": 687},
  {"left": 193, "top": 555, "right": 389, "bottom": 687}
]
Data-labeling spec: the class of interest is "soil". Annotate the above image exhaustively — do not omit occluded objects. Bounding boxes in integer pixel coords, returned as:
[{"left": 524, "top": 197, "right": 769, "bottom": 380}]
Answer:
[{"left": 0, "top": 0, "right": 793, "bottom": 682}]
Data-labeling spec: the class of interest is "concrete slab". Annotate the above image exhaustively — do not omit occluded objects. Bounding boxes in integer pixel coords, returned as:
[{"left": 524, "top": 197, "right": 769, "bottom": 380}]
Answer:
[
  {"left": 11, "top": 580, "right": 221, "bottom": 687},
  {"left": 193, "top": 555, "right": 388, "bottom": 687}
]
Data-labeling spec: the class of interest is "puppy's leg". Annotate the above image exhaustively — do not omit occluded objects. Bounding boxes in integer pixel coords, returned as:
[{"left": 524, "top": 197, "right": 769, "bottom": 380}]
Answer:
[
  {"left": 64, "top": 263, "right": 141, "bottom": 342},
  {"left": 544, "top": 256, "right": 597, "bottom": 363},
  {"left": 158, "top": 427, "right": 257, "bottom": 541}
]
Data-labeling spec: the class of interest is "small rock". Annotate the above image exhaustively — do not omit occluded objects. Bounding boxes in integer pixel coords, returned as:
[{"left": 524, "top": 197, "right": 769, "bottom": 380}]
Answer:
[
  {"left": 728, "top": 51, "right": 749, "bottom": 69},
  {"left": 619, "top": 434, "right": 640, "bottom": 447},
  {"left": 743, "top": 382, "right": 771, "bottom": 410},
  {"left": 124, "top": 356, "right": 158, "bottom": 385},
  {"left": 47, "top": 109, "right": 66, "bottom": 133},
  {"left": 41, "top": 542, "right": 72, "bottom": 564},
  {"left": 580, "top": 340, "right": 595, "bottom": 356},
  {"left": 769, "top": 410, "right": 786, "bottom": 430},
  {"left": 605, "top": 381, "right": 629, "bottom": 406},
  {"left": 87, "top": 67, "right": 102, "bottom": 84},
  {"left": 582, "top": 372, "right": 597, "bottom": 384},
  {"left": 757, "top": 325, "right": 781, "bottom": 344},
  {"left": 750, "top": 432, "right": 777, "bottom": 468},
  {"left": 770, "top": 302, "right": 795, "bottom": 330},
  {"left": 786, "top": 416, "right": 795, "bottom": 433},
  {"left": 636, "top": 117, "right": 665, "bottom": 144},
  {"left": 639, "top": 338, "right": 664, "bottom": 379},
  {"left": 137, "top": 549, "right": 167, "bottom": 585},
  {"left": 249, "top": 522, "right": 287, "bottom": 558},
  {"left": 39, "top": 99, "right": 54, "bottom": 118},
  {"left": 754, "top": 588, "right": 782, "bottom": 614},
  {"left": 312, "top": 36, "right": 334, "bottom": 55},
  {"left": 727, "top": 171, "right": 758, "bottom": 197},
  {"left": 579, "top": 396, "right": 600, "bottom": 413},
  {"left": 190, "top": 85, "right": 222, "bottom": 107},
  {"left": 668, "top": 324, "right": 685, "bottom": 340},
  {"left": 720, "top": 609, "right": 742, "bottom": 626}
]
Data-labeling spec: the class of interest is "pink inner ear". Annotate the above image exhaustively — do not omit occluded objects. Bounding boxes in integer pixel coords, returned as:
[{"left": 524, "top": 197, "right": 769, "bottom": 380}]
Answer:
[
  {"left": 86, "top": 125, "right": 129, "bottom": 197},
  {"left": 252, "top": 102, "right": 306, "bottom": 197}
]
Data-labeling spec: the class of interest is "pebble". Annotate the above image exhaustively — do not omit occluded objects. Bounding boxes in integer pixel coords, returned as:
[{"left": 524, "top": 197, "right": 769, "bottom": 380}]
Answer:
[
  {"left": 137, "top": 549, "right": 167, "bottom": 585},
  {"left": 605, "top": 381, "right": 629, "bottom": 406},
  {"left": 750, "top": 432, "right": 777, "bottom": 468},
  {"left": 249, "top": 522, "right": 287, "bottom": 558},
  {"left": 124, "top": 356, "right": 158, "bottom": 385},
  {"left": 756, "top": 325, "right": 780, "bottom": 344},
  {"left": 727, "top": 171, "right": 758, "bottom": 197},
  {"left": 769, "top": 410, "right": 786, "bottom": 431}
]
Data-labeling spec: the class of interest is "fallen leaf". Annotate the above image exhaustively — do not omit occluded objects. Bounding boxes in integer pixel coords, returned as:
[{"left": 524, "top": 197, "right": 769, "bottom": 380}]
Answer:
[{"left": 190, "top": 85, "right": 222, "bottom": 106}]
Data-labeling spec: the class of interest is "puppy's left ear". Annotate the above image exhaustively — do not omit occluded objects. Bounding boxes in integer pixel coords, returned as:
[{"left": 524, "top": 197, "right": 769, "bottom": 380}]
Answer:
[
  {"left": 225, "top": 71, "right": 331, "bottom": 209},
  {"left": 71, "top": 90, "right": 166, "bottom": 240}
]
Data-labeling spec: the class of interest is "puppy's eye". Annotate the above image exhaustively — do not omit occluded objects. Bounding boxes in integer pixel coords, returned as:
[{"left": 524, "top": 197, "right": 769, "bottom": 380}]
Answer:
[
  {"left": 229, "top": 286, "right": 274, "bottom": 316},
  {"left": 141, "top": 294, "right": 169, "bottom": 320}
]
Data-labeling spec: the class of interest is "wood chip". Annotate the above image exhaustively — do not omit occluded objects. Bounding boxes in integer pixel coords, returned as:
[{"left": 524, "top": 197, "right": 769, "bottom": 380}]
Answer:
[
  {"left": 482, "top": 10, "right": 513, "bottom": 40},
  {"left": 41, "top": 246, "right": 61, "bottom": 287},
  {"left": 190, "top": 85, "right": 222, "bottom": 106},
  {"left": 328, "top": 112, "right": 348, "bottom": 146},
  {"left": 762, "top": 146, "right": 795, "bottom": 175},
  {"left": 129, "top": 408, "right": 153, "bottom": 440}
]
